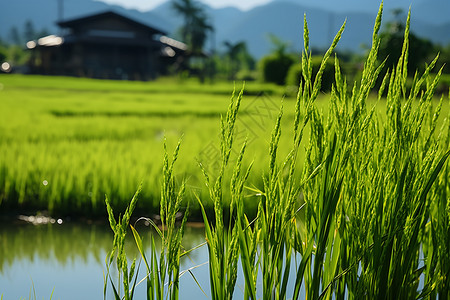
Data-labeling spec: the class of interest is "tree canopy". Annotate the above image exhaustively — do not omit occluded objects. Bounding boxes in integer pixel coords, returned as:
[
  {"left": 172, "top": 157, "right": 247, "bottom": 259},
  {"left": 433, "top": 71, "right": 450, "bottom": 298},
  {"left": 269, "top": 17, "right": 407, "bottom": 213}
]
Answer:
[
  {"left": 378, "top": 9, "right": 435, "bottom": 74},
  {"left": 171, "top": 0, "right": 213, "bottom": 55}
]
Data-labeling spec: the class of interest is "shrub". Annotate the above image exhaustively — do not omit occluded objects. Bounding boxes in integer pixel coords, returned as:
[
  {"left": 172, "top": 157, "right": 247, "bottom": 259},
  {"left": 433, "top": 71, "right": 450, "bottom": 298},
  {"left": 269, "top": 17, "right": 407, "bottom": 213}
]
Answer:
[
  {"left": 0, "top": 46, "right": 6, "bottom": 62},
  {"left": 286, "top": 55, "right": 335, "bottom": 92},
  {"left": 235, "top": 69, "right": 258, "bottom": 81},
  {"left": 258, "top": 53, "right": 295, "bottom": 85}
]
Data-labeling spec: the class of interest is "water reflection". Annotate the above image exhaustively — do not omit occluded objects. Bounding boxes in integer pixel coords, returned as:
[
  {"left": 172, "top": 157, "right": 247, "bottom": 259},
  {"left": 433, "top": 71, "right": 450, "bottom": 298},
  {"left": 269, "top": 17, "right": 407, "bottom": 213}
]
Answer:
[
  {"left": 0, "top": 222, "right": 110, "bottom": 272},
  {"left": 0, "top": 221, "right": 209, "bottom": 299}
]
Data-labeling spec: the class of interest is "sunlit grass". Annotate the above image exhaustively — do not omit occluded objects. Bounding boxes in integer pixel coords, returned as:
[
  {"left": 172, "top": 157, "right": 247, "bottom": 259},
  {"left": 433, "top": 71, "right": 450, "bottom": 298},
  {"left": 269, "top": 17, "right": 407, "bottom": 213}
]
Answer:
[
  {"left": 0, "top": 70, "right": 447, "bottom": 220},
  {"left": 0, "top": 74, "right": 292, "bottom": 217}
]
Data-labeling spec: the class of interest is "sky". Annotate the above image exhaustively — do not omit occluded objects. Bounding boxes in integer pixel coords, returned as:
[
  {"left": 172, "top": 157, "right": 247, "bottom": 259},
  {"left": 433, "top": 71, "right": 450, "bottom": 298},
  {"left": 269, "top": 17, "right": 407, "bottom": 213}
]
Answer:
[{"left": 97, "top": 0, "right": 272, "bottom": 11}]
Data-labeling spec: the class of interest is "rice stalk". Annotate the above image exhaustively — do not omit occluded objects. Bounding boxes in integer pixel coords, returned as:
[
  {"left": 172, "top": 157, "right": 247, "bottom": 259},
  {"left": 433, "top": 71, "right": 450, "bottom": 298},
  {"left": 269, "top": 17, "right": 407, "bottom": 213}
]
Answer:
[
  {"left": 131, "top": 138, "right": 189, "bottom": 300},
  {"left": 104, "top": 185, "right": 142, "bottom": 300},
  {"left": 197, "top": 84, "right": 249, "bottom": 300}
]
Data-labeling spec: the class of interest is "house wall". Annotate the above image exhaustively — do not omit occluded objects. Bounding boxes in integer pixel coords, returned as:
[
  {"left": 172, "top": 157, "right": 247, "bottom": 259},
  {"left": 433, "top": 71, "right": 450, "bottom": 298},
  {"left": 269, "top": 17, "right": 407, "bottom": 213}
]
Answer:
[
  {"left": 81, "top": 43, "right": 157, "bottom": 80},
  {"left": 28, "top": 12, "right": 177, "bottom": 80}
]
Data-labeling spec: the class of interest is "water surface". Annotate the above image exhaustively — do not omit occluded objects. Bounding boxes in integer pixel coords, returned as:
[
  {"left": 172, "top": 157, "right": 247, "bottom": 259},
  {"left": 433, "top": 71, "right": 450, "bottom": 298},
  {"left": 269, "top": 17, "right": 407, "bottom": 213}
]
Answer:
[
  {"left": 0, "top": 219, "right": 305, "bottom": 299},
  {"left": 0, "top": 221, "right": 209, "bottom": 299}
]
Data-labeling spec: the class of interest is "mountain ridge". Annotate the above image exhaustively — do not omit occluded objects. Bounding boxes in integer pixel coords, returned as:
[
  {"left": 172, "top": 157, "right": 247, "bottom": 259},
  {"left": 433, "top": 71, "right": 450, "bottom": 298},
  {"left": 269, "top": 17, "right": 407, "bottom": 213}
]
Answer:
[{"left": 1, "top": 0, "right": 449, "bottom": 59}]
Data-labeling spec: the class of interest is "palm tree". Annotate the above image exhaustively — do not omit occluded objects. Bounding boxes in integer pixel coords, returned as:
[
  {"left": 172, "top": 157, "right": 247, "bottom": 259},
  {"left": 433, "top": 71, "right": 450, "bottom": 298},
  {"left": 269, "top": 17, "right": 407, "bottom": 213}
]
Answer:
[
  {"left": 190, "top": 13, "right": 214, "bottom": 54},
  {"left": 223, "top": 41, "right": 246, "bottom": 80},
  {"left": 171, "top": 0, "right": 213, "bottom": 55},
  {"left": 172, "top": 0, "right": 200, "bottom": 45},
  {"left": 171, "top": 0, "right": 214, "bottom": 81}
]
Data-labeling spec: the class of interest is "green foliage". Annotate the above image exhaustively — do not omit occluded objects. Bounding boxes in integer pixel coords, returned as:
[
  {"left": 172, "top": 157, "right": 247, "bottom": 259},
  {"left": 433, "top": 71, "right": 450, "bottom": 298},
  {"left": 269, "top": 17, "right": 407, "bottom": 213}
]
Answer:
[
  {"left": 436, "top": 44, "right": 450, "bottom": 74},
  {"left": 7, "top": 20, "right": 49, "bottom": 46},
  {"left": 0, "top": 45, "right": 6, "bottom": 62},
  {"left": 0, "top": 44, "right": 29, "bottom": 67},
  {"left": 131, "top": 139, "right": 189, "bottom": 300},
  {"left": 104, "top": 186, "right": 142, "bottom": 300},
  {"left": 105, "top": 3, "right": 450, "bottom": 299},
  {"left": 259, "top": 33, "right": 297, "bottom": 85},
  {"left": 171, "top": 0, "right": 213, "bottom": 54},
  {"left": 196, "top": 85, "right": 250, "bottom": 300},
  {"left": 286, "top": 55, "right": 335, "bottom": 92},
  {"left": 294, "top": 5, "right": 450, "bottom": 298},
  {"left": 378, "top": 8, "right": 436, "bottom": 75},
  {"left": 0, "top": 76, "right": 287, "bottom": 218},
  {"left": 259, "top": 54, "right": 295, "bottom": 85},
  {"left": 222, "top": 41, "right": 255, "bottom": 80}
]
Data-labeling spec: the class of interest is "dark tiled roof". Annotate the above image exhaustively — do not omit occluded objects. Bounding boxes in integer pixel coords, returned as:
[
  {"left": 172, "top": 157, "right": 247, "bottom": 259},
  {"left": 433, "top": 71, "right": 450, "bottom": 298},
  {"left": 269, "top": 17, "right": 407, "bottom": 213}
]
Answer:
[{"left": 57, "top": 10, "right": 166, "bottom": 36}]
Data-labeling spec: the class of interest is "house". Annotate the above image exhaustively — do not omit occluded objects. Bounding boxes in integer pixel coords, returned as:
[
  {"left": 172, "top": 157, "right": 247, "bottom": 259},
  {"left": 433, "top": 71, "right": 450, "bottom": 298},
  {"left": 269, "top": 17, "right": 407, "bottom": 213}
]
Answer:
[{"left": 27, "top": 11, "right": 187, "bottom": 80}]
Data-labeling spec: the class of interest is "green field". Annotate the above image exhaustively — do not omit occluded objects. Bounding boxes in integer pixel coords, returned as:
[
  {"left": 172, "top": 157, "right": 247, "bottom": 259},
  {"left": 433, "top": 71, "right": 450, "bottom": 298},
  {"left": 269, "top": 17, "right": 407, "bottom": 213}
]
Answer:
[
  {"left": 0, "top": 74, "right": 304, "bottom": 218},
  {"left": 0, "top": 74, "right": 447, "bottom": 219},
  {"left": 0, "top": 72, "right": 448, "bottom": 220}
]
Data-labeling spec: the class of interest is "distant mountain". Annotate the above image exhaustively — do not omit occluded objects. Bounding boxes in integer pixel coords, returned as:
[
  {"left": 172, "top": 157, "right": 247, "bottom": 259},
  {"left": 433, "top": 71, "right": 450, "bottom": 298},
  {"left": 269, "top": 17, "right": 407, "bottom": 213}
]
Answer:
[
  {"left": 147, "top": 1, "right": 248, "bottom": 40},
  {"left": 149, "top": 0, "right": 450, "bottom": 57},
  {"left": 1, "top": 0, "right": 449, "bottom": 59},
  {"left": 273, "top": 0, "right": 418, "bottom": 13},
  {"left": 215, "top": 2, "right": 377, "bottom": 57},
  {"left": 273, "top": 0, "right": 450, "bottom": 25},
  {"left": 145, "top": 1, "right": 378, "bottom": 56},
  {"left": 0, "top": 0, "right": 172, "bottom": 39},
  {"left": 148, "top": 0, "right": 450, "bottom": 57},
  {"left": 414, "top": 0, "right": 450, "bottom": 25}
]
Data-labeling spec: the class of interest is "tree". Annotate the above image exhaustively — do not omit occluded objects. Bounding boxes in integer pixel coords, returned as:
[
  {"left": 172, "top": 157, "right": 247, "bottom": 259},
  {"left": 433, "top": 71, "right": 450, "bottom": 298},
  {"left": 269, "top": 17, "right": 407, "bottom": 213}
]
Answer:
[
  {"left": 6, "top": 20, "right": 49, "bottom": 46},
  {"left": 266, "top": 33, "right": 290, "bottom": 58},
  {"left": 258, "top": 34, "right": 295, "bottom": 85},
  {"left": 223, "top": 41, "right": 254, "bottom": 80},
  {"left": 378, "top": 9, "right": 435, "bottom": 75},
  {"left": 171, "top": 0, "right": 213, "bottom": 55},
  {"left": 286, "top": 56, "right": 335, "bottom": 92},
  {"left": 8, "top": 26, "right": 22, "bottom": 45},
  {"left": 171, "top": 0, "right": 214, "bottom": 81},
  {"left": 23, "top": 20, "right": 36, "bottom": 42},
  {"left": 191, "top": 13, "right": 213, "bottom": 54},
  {"left": 0, "top": 45, "right": 7, "bottom": 63},
  {"left": 437, "top": 44, "right": 450, "bottom": 74}
]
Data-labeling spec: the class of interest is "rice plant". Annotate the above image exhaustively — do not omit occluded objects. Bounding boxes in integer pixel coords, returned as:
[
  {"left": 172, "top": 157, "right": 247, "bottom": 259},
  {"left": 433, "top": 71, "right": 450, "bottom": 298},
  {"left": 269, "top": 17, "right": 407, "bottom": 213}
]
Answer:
[
  {"left": 104, "top": 186, "right": 141, "bottom": 300},
  {"left": 292, "top": 3, "right": 450, "bottom": 299},
  {"left": 103, "top": 2, "right": 450, "bottom": 299},
  {"left": 196, "top": 85, "right": 252, "bottom": 299},
  {"left": 131, "top": 138, "right": 189, "bottom": 300}
]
